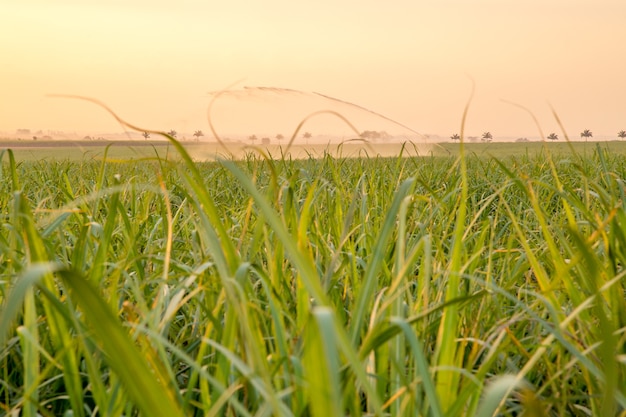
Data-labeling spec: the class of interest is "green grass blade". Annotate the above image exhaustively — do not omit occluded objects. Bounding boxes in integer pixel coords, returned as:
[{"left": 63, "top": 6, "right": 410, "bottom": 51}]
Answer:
[
  {"left": 350, "top": 178, "right": 415, "bottom": 345},
  {"left": 19, "top": 286, "right": 38, "bottom": 417},
  {"left": 474, "top": 375, "right": 526, "bottom": 417},
  {"left": 0, "top": 264, "right": 56, "bottom": 347},
  {"left": 56, "top": 268, "right": 185, "bottom": 417},
  {"left": 220, "top": 159, "right": 329, "bottom": 305},
  {"left": 10, "top": 187, "right": 87, "bottom": 417},
  {"left": 304, "top": 307, "right": 343, "bottom": 417},
  {"left": 204, "top": 338, "right": 294, "bottom": 416},
  {"left": 391, "top": 317, "right": 443, "bottom": 417}
]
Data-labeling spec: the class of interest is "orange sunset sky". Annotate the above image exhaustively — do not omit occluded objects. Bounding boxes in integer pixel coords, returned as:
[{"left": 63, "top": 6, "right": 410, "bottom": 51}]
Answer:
[{"left": 1, "top": 0, "right": 625, "bottom": 140}]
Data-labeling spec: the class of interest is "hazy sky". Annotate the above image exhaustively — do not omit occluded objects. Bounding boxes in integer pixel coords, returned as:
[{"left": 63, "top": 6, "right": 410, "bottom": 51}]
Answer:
[{"left": 1, "top": 0, "right": 625, "bottom": 139}]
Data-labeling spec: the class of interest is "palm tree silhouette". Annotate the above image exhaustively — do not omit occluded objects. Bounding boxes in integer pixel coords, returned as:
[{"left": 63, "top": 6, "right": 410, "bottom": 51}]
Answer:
[
  {"left": 481, "top": 132, "right": 493, "bottom": 142},
  {"left": 142, "top": 132, "right": 150, "bottom": 140},
  {"left": 618, "top": 130, "right": 626, "bottom": 140},
  {"left": 167, "top": 130, "right": 177, "bottom": 138},
  {"left": 193, "top": 130, "right": 204, "bottom": 141},
  {"left": 450, "top": 134, "right": 460, "bottom": 141},
  {"left": 580, "top": 129, "right": 593, "bottom": 141},
  {"left": 547, "top": 133, "right": 558, "bottom": 141},
  {"left": 303, "top": 132, "right": 312, "bottom": 144},
  {"left": 248, "top": 134, "right": 258, "bottom": 145}
]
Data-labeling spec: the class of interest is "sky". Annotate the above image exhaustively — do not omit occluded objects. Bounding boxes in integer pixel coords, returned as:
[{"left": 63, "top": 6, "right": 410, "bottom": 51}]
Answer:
[{"left": 1, "top": 0, "right": 625, "bottom": 140}]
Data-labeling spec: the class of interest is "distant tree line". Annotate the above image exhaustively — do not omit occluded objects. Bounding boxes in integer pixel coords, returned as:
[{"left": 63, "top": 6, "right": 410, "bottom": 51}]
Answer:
[
  {"left": 449, "top": 130, "right": 626, "bottom": 142},
  {"left": 360, "top": 130, "right": 390, "bottom": 141}
]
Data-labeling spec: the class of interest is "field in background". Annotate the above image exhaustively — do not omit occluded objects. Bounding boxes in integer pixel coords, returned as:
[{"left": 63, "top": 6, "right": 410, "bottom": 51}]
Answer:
[{"left": 3, "top": 138, "right": 626, "bottom": 161}]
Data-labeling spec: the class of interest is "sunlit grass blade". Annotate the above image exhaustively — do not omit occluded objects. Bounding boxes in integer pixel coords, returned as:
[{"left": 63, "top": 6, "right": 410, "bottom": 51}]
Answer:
[
  {"left": 9, "top": 170, "right": 86, "bottom": 416},
  {"left": 350, "top": 177, "right": 415, "bottom": 345},
  {"left": 474, "top": 374, "right": 527, "bottom": 417},
  {"left": 391, "top": 317, "right": 443, "bottom": 417},
  {"left": 19, "top": 284, "right": 38, "bottom": 417},
  {"left": 304, "top": 307, "right": 343, "bottom": 417},
  {"left": 1, "top": 263, "right": 85, "bottom": 416},
  {"left": 0, "top": 264, "right": 56, "bottom": 348},
  {"left": 203, "top": 338, "right": 293, "bottom": 416},
  {"left": 55, "top": 268, "right": 185, "bottom": 417},
  {"left": 220, "top": 159, "right": 328, "bottom": 304}
]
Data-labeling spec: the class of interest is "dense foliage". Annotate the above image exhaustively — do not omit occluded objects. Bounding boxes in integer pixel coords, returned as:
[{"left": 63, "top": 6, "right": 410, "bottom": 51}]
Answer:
[{"left": 1, "top": 144, "right": 625, "bottom": 416}]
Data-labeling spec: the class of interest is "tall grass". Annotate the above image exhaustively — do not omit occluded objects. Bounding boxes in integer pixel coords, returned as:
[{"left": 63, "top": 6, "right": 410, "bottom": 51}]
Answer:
[{"left": 0, "top": 141, "right": 625, "bottom": 416}]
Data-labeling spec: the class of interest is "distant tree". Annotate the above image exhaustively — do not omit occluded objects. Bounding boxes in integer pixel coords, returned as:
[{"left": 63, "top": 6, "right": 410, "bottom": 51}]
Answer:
[
  {"left": 167, "top": 130, "right": 177, "bottom": 138},
  {"left": 360, "top": 130, "right": 382, "bottom": 141},
  {"left": 547, "top": 133, "right": 558, "bottom": 141},
  {"left": 303, "top": 132, "right": 312, "bottom": 143},
  {"left": 618, "top": 130, "right": 626, "bottom": 140},
  {"left": 481, "top": 131, "right": 493, "bottom": 142},
  {"left": 276, "top": 133, "right": 284, "bottom": 143},
  {"left": 450, "top": 133, "right": 460, "bottom": 141},
  {"left": 580, "top": 129, "right": 592, "bottom": 141},
  {"left": 193, "top": 130, "right": 204, "bottom": 141},
  {"left": 142, "top": 132, "right": 150, "bottom": 140},
  {"left": 248, "top": 134, "right": 258, "bottom": 144}
]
